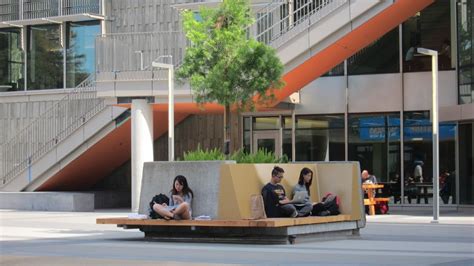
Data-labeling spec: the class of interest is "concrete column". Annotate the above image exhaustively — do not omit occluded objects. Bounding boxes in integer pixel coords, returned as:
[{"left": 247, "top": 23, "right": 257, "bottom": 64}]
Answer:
[{"left": 131, "top": 99, "right": 154, "bottom": 212}]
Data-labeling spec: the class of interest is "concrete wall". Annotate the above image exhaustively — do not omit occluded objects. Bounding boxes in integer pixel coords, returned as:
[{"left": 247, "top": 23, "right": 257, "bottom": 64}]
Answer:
[
  {"left": 0, "top": 192, "right": 94, "bottom": 211},
  {"left": 139, "top": 161, "right": 234, "bottom": 218},
  {"left": 295, "top": 71, "right": 458, "bottom": 115}
]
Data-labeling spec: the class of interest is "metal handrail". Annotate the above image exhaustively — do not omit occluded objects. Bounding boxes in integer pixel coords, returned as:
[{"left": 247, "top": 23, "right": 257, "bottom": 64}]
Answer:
[
  {"left": 251, "top": 0, "right": 347, "bottom": 48},
  {"left": 95, "top": 31, "right": 187, "bottom": 74},
  {"left": 0, "top": 0, "right": 101, "bottom": 22},
  {"left": 0, "top": 74, "right": 106, "bottom": 186}
]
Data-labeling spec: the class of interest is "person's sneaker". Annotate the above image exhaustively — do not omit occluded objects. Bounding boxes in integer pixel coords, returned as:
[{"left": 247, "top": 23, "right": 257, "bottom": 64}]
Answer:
[
  {"left": 291, "top": 211, "right": 298, "bottom": 218},
  {"left": 297, "top": 211, "right": 311, "bottom": 217},
  {"left": 316, "top": 210, "right": 330, "bottom": 216}
]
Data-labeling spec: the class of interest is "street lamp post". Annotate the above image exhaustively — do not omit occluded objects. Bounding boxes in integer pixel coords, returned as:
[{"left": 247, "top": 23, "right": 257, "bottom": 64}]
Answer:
[
  {"left": 152, "top": 56, "right": 174, "bottom": 162},
  {"left": 417, "top": 47, "right": 439, "bottom": 223}
]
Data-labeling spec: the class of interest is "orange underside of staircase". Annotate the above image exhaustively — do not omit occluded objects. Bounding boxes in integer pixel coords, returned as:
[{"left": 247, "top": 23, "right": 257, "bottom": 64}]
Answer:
[{"left": 38, "top": 0, "right": 433, "bottom": 191}]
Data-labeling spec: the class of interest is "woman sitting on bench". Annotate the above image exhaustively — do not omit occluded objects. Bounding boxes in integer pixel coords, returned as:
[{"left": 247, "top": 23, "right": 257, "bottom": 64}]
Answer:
[
  {"left": 152, "top": 175, "right": 193, "bottom": 220},
  {"left": 292, "top": 167, "right": 315, "bottom": 217}
]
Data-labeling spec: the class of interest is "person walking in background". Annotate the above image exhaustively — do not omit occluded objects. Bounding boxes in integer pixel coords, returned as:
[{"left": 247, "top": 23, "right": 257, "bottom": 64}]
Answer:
[
  {"left": 440, "top": 39, "right": 451, "bottom": 69},
  {"left": 414, "top": 161, "right": 424, "bottom": 183},
  {"left": 262, "top": 166, "right": 297, "bottom": 218},
  {"left": 439, "top": 169, "right": 452, "bottom": 204}
]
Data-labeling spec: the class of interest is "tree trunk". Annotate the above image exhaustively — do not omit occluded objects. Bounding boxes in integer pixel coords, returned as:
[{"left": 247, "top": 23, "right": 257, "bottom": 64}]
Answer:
[{"left": 223, "top": 104, "right": 231, "bottom": 155}]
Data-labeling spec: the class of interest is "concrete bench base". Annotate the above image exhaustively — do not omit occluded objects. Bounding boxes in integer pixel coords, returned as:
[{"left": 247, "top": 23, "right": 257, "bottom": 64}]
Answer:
[
  {"left": 97, "top": 215, "right": 359, "bottom": 244},
  {"left": 140, "top": 221, "right": 359, "bottom": 244}
]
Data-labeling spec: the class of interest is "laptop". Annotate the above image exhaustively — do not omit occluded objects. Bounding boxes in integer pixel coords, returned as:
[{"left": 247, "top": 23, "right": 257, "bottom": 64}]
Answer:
[{"left": 289, "top": 191, "right": 308, "bottom": 204}]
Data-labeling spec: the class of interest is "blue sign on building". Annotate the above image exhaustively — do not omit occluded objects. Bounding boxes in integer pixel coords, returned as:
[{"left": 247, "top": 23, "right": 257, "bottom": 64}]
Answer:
[{"left": 359, "top": 117, "right": 455, "bottom": 141}]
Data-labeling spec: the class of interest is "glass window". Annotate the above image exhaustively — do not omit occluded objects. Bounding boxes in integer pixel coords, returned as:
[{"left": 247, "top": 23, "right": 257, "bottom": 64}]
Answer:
[
  {"left": 0, "top": 28, "right": 24, "bottom": 92},
  {"left": 403, "top": 111, "right": 457, "bottom": 205},
  {"left": 282, "top": 116, "right": 292, "bottom": 161},
  {"left": 349, "top": 113, "right": 401, "bottom": 182},
  {"left": 322, "top": 62, "right": 344, "bottom": 77},
  {"left": 243, "top": 131, "right": 251, "bottom": 153},
  {"left": 66, "top": 21, "right": 100, "bottom": 88},
  {"left": 283, "top": 128, "right": 292, "bottom": 161},
  {"left": 253, "top": 117, "right": 279, "bottom": 130},
  {"left": 458, "top": 122, "right": 473, "bottom": 205},
  {"left": 348, "top": 27, "right": 400, "bottom": 75},
  {"left": 27, "top": 24, "right": 63, "bottom": 90},
  {"left": 403, "top": 0, "right": 453, "bottom": 72},
  {"left": 439, "top": 121, "right": 457, "bottom": 204},
  {"left": 403, "top": 111, "right": 432, "bottom": 204},
  {"left": 295, "top": 115, "right": 345, "bottom": 162},
  {"left": 243, "top": 117, "right": 251, "bottom": 153},
  {"left": 244, "top": 117, "right": 251, "bottom": 130},
  {"left": 457, "top": 0, "right": 473, "bottom": 104}
]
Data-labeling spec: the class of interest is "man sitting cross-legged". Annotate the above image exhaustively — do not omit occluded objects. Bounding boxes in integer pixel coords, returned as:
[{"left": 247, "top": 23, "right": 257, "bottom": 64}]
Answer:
[{"left": 261, "top": 166, "right": 298, "bottom": 218}]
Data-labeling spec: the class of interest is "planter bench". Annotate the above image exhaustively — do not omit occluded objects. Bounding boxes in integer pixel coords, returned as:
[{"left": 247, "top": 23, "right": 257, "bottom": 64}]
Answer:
[
  {"left": 97, "top": 161, "right": 365, "bottom": 244},
  {"left": 97, "top": 214, "right": 357, "bottom": 244}
]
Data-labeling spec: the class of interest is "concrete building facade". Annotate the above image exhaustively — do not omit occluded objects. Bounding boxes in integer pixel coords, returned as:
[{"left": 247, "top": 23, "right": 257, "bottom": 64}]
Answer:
[{"left": 0, "top": 0, "right": 472, "bottom": 207}]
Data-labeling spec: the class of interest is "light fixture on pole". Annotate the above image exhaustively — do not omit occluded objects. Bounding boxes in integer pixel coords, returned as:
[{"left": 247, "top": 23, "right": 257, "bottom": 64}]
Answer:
[
  {"left": 152, "top": 55, "right": 174, "bottom": 162},
  {"left": 134, "top": 50, "right": 144, "bottom": 70},
  {"left": 417, "top": 47, "right": 439, "bottom": 223}
]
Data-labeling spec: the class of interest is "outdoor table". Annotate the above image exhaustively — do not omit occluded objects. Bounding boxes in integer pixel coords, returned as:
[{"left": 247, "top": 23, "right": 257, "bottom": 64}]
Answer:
[
  {"left": 362, "top": 183, "right": 385, "bottom": 216},
  {"left": 415, "top": 182, "right": 432, "bottom": 204}
]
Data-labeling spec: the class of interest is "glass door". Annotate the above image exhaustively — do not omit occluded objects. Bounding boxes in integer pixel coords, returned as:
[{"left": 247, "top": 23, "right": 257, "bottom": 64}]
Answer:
[{"left": 253, "top": 131, "right": 281, "bottom": 156}]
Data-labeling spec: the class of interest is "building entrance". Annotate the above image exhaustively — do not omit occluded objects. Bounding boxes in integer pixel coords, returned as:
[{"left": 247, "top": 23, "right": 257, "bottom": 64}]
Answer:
[{"left": 252, "top": 131, "right": 281, "bottom": 156}]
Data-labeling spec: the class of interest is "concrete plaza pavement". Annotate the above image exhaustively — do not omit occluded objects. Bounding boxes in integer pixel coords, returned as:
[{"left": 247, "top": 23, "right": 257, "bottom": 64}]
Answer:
[{"left": 1, "top": 208, "right": 473, "bottom": 265}]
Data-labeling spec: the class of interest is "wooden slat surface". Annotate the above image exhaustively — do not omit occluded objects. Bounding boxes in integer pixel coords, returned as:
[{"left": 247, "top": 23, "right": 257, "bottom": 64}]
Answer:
[
  {"left": 96, "top": 215, "right": 353, "bottom": 228},
  {"left": 374, "top": 198, "right": 390, "bottom": 202}
]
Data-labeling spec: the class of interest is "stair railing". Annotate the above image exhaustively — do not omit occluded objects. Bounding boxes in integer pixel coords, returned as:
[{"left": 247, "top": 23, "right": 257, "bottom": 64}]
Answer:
[
  {"left": 0, "top": 74, "right": 106, "bottom": 186},
  {"left": 251, "top": 0, "right": 347, "bottom": 48}
]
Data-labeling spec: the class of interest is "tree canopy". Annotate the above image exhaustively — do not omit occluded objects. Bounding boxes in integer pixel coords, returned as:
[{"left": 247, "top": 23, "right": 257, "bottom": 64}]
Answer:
[{"left": 177, "top": 0, "right": 284, "bottom": 110}]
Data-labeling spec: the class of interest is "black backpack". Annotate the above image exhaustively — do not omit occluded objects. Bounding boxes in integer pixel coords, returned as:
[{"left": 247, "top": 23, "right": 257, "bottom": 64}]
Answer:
[
  {"left": 148, "top": 193, "right": 169, "bottom": 219},
  {"left": 311, "top": 193, "right": 341, "bottom": 216}
]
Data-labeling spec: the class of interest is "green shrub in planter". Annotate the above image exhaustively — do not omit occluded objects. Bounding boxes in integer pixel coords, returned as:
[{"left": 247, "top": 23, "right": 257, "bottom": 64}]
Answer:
[
  {"left": 182, "top": 146, "right": 288, "bottom": 163},
  {"left": 231, "top": 149, "right": 289, "bottom": 164},
  {"left": 182, "top": 146, "right": 226, "bottom": 161}
]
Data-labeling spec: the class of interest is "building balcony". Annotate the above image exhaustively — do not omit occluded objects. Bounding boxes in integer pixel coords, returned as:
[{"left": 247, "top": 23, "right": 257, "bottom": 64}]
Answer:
[{"left": 0, "top": 0, "right": 102, "bottom": 27}]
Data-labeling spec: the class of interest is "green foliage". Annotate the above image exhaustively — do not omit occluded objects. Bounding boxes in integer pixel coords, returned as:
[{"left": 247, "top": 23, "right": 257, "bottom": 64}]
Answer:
[
  {"left": 182, "top": 146, "right": 288, "bottom": 164},
  {"left": 177, "top": 0, "right": 284, "bottom": 110},
  {"left": 182, "top": 146, "right": 226, "bottom": 161},
  {"left": 231, "top": 149, "right": 289, "bottom": 164}
]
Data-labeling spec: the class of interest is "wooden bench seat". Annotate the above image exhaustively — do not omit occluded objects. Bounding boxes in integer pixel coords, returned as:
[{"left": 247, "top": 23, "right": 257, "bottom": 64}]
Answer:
[
  {"left": 96, "top": 214, "right": 358, "bottom": 244},
  {"left": 364, "top": 197, "right": 390, "bottom": 205},
  {"left": 97, "top": 214, "right": 352, "bottom": 228}
]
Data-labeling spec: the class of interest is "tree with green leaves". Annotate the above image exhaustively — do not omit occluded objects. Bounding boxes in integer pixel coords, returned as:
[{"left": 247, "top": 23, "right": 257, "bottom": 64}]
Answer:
[{"left": 177, "top": 0, "right": 284, "bottom": 154}]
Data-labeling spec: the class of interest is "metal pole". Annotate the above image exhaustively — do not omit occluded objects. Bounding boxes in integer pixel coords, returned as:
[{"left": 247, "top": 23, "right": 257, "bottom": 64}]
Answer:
[
  {"left": 288, "top": 0, "right": 294, "bottom": 28},
  {"left": 151, "top": 57, "right": 174, "bottom": 161},
  {"left": 168, "top": 65, "right": 174, "bottom": 162},
  {"left": 432, "top": 52, "right": 439, "bottom": 223},
  {"left": 417, "top": 48, "right": 439, "bottom": 223}
]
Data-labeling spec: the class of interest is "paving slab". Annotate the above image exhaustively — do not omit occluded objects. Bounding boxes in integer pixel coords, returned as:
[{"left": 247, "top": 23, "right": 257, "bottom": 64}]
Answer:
[{"left": 1, "top": 209, "right": 473, "bottom": 265}]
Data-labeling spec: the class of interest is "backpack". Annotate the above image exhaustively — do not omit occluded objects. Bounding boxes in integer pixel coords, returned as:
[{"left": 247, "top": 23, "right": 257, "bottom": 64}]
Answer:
[
  {"left": 375, "top": 201, "right": 389, "bottom": 214},
  {"left": 312, "top": 192, "right": 341, "bottom": 216},
  {"left": 148, "top": 193, "right": 170, "bottom": 219}
]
